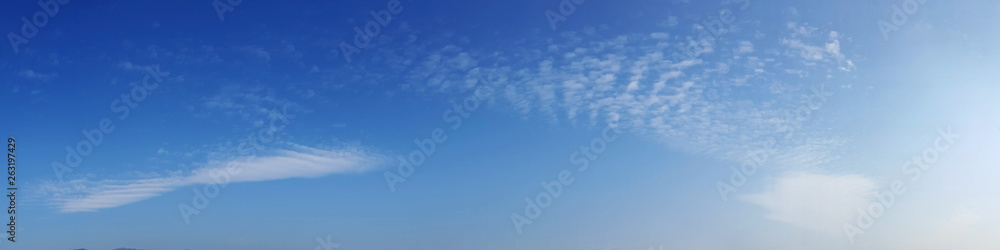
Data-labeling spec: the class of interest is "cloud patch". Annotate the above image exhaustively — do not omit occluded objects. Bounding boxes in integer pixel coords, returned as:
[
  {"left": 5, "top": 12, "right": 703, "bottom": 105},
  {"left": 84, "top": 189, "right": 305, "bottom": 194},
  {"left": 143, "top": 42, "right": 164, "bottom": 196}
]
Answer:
[
  {"left": 741, "top": 172, "right": 877, "bottom": 237},
  {"left": 41, "top": 144, "right": 386, "bottom": 213}
]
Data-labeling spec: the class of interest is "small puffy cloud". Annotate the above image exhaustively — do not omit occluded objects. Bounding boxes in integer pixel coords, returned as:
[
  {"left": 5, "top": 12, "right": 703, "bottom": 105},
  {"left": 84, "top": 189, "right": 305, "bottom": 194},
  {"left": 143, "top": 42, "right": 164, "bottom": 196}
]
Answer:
[{"left": 742, "top": 172, "right": 877, "bottom": 237}]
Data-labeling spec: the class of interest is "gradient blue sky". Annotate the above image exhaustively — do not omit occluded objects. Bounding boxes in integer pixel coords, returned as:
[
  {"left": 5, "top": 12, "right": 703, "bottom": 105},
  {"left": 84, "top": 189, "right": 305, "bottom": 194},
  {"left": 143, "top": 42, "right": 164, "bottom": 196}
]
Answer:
[{"left": 3, "top": 0, "right": 1000, "bottom": 249}]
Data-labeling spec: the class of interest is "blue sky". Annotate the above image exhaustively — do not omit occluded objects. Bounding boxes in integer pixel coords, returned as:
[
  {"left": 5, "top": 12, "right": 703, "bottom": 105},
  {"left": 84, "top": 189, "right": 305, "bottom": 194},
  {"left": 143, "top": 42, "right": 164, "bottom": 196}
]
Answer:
[{"left": 3, "top": 0, "right": 1000, "bottom": 249}]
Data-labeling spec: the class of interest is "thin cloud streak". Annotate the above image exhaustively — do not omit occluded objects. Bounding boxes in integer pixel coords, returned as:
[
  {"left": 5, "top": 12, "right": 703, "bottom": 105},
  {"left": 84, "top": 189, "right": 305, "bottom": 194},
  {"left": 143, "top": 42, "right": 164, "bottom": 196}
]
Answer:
[{"left": 42, "top": 145, "right": 386, "bottom": 213}]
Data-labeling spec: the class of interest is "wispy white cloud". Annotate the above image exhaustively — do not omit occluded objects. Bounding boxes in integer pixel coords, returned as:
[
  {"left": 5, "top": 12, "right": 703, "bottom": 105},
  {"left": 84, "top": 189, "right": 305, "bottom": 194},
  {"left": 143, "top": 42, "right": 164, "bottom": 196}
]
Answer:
[
  {"left": 239, "top": 46, "right": 271, "bottom": 62},
  {"left": 786, "top": 22, "right": 818, "bottom": 37},
  {"left": 737, "top": 41, "right": 754, "bottom": 54},
  {"left": 201, "top": 86, "right": 303, "bottom": 124},
  {"left": 769, "top": 138, "right": 846, "bottom": 171},
  {"left": 19, "top": 69, "right": 56, "bottom": 81},
  {"left": 41, "top": 144, "right": 386, "bottom": 213},
  {"left": 117, "top": 61, "right": 149, "bottom": 71},
  {"left": 47, "top": 177, "right": 188, "bottom": 213}
]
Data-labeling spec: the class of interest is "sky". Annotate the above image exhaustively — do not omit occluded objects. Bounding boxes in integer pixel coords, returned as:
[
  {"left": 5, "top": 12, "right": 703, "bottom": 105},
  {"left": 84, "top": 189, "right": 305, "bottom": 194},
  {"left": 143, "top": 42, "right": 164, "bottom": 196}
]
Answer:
[{"left": 2, "top": 0, "right": 1000, "bottom": 249}]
